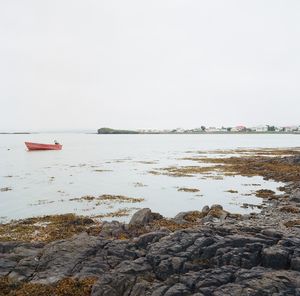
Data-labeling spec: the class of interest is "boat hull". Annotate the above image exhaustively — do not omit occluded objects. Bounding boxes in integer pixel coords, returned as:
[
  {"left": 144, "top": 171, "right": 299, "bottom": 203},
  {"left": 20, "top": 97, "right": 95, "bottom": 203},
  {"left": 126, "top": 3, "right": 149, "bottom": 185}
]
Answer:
[{"left": 25, "top": 142, "right": 62, "bottom": 151}]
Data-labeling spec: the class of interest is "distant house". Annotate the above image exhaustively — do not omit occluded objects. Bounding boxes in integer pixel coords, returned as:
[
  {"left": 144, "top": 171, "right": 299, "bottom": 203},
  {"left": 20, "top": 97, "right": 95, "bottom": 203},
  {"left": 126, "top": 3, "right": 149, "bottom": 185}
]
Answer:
[
  {"left": 170, "top": 128, "right": 185, "bottom": 133},
  {"left": 283, "top": 126, "right": 299, "bottom": 132},
  {"left": 206, "top": 127, "right": 219, "bottom": 133},
  {"left": 191, "top": 128, "right": 203, "bottom": 133},
  {"left": 231, "top": 125, "right": 246, "bottom": 132},
  {"left": 251, "top": 125, "right": 268, "bottom": 132},
  {"left": 219, "top": 127, "right": 228, "bottom": 132}
]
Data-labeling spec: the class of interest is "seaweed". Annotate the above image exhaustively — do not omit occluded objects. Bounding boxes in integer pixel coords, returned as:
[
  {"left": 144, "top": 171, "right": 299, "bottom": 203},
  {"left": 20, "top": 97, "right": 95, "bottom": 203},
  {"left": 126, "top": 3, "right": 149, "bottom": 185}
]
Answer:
[
  {"left": 0, "top": 214, "right": 101, "bottom": 242},
  {"left": 177, "top": 187, "right": 200, "bottom": 193},
  {"left": 0, "top": 277, "right": 97, "bottom": 296}
]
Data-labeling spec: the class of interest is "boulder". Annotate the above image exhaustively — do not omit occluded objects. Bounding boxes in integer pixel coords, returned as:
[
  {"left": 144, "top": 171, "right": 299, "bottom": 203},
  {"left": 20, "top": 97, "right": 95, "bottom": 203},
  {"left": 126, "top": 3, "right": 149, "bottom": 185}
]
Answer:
[
  {"left": 261, "top": 229, "right": 283, "bottom": 239},
  {"left": 206, "top": 207, "right": 228, "bottom": 220},
  {"left": 290, "top": 190, "right": 300, "bottom": 203},
  {"left": 135, "top": 231, "right": 169, "bottom": 248},
  {"left": 210, "top": 204, "right": 223, "bottom": 211},
  {"left": 173, "top": 212, "right": 190, "bottom": 224},
  {"left": 100, "top": 221, "right": 124, "bottom": 237},
  {"left": 291, "top": 257, "right": 300, "bottom": 271},
  {"left": 129, "top": 208, "right": 162, "bottom": 226},
  {"left": 262, "top": 246, "right": 290, "bottom": 269},
  {"left": 201, "top": 205, "right": 210, "bottom": 214},
  {"left": 130, "top": 281, "right": 150, "bottom": 296},
  {"left": 173, "top": 211, "right": 203, "bottom": 224},
  {"left": 164, "top": 283, "right": 190, "bottom": 296},
  {"left": 116, "top": 257, "right": 152, "bottom": 274}
]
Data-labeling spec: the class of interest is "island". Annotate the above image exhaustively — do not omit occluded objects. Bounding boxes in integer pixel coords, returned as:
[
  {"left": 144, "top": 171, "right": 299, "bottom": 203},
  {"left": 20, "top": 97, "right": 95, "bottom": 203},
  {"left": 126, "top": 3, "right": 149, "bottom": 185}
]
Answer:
[{"left": 97, "top": 127, "right": 140, "bottom": 134}]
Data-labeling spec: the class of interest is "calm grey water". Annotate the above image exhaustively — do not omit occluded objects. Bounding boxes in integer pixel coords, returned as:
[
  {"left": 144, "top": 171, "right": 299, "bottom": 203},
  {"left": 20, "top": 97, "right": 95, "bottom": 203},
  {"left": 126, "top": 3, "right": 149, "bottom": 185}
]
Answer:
[{"left": 1, "top": 134, "right": 300, "bottom": 222}]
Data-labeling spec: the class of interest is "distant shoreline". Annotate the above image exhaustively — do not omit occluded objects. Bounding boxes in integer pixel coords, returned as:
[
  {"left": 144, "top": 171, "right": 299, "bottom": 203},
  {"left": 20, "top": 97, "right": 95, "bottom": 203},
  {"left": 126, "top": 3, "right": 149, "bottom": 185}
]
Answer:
[
  {"left": 97, "top": 127, "right": 300, "bottom": 135},
  {"left": 1, "top": 131, "right": 299, "bottom": 135},
  {"left": 96, "top": 131, "right": 300, "bottom": 135},
  {"left": 0, "top": 132, "right": 31, "bottom": 134}
]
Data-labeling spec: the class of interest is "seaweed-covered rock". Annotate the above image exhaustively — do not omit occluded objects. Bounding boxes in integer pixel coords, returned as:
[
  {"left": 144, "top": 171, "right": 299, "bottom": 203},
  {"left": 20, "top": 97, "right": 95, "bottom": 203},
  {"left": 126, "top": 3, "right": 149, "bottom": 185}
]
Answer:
[
  {"left": 129, "top": 208, "right": 162, "bottom": 226},
  {"left": 100, "top": 221, "right": 125, "bottom": 237}
]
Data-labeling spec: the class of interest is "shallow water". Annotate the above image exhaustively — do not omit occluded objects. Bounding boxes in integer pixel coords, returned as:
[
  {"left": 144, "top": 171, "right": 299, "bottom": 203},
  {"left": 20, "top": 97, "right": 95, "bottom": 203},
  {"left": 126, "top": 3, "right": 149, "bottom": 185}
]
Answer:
[{"left": 1, "top": 133, "right": 300, "bottom": 222}]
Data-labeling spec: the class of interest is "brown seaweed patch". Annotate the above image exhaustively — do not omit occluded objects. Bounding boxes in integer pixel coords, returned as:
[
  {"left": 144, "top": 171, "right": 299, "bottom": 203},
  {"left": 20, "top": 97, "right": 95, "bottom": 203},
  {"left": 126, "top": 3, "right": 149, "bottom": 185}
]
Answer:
[
  {"left": 133, "top": 182, "right": 148, "bottom": 187},
  {"left": 278, "top": 186, "right": 287, "bottom": 191},
  {"left": 201, "top": 175, "right": 224, "bottom": 180},
  {"left": 0, "top": 276, "right": 97, "bottom": 296},
  {"left": 279, "top": 206, "right": 300, "bottom": 213},
  {"left": 0, "top": 214, "right": 101, "bottom": 242},
  {"left": 240, "top": 203, "right": 262, "bottom": 209},
  {"left": 284, "top": 220, "right": 300, "bottom": 228},
  {"left": 69, "top": 195, "right": 144, "bottom": 205},
  {"left": 225, "top": 189, "right": 238, "bottom": 194},
  {"left": 183, "top": 152, "right": 300, "bottom": 185},
  {"left": 0, "top": 187, "right": 12, "bottom": 192},
  {"left": 69, "top": 163, "right": 87, "bottom": 168},
  {"left": 177, "top": 187, "right": 200, "bottom": 193},
  {"left": 144, "top": 218, "right": 198, "bottom": 232},
  {"left": 29, "top": 199, "right": 55, "bottom": 206},
  {"left": 255, "top": 189, "right": 276, "bottom": 199},
  {"left": 70, "top": 195, "right": 96, "bottom": 202},
  {"left": 135, "top": 160, "right": 158, "bottom": 164},
  {"left": 49, "top": 176, "right": 55, "bottom": 182},
  {"left": 97, "top": 195, "right": 144, "bottom": 204},
  {"left": 184, "top": 211, "right": 205, "bottom": 222},
  {"left": 92, "top": 208, "right": 138, "bottom": 219},
  {"left": 161, "top": 165, "right": 223, "bottom": 177},
  {"left": 148, "top": 170, "right": 161, "bottom": 175}
]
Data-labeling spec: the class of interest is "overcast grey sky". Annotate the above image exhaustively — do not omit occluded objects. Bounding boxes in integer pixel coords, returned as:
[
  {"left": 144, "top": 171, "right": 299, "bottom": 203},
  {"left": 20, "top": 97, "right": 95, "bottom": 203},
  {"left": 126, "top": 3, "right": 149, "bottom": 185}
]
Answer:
[{"left": 1, "top": 0, "right": 299, "bottom": 131}]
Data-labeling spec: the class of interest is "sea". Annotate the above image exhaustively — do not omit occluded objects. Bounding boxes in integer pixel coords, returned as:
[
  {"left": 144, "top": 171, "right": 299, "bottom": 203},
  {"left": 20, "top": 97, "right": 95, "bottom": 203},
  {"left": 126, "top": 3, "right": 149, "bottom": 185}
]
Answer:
[{"left": 1, "top": 133, "right": 300, "bottom": 223}]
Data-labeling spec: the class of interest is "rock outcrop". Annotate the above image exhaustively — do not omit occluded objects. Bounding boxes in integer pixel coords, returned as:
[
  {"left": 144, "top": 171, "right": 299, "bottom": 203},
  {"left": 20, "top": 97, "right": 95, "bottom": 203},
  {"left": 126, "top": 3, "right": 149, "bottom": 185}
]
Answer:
[{"left": 1, "top": 200, "right": 300, "bottom": 295}]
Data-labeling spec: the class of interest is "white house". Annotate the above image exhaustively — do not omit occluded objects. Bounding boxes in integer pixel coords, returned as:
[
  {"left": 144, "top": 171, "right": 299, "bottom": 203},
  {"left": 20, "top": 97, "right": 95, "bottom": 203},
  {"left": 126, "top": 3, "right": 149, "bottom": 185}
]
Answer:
[
  {"left": 283, "top": 126, "right": 299, "bottom": 132},
  {"left": 251, "top": 125, "right": 268, "bottom": 132},
  {"left": 206, "top": 127, "right": 219, "bottom": 133}
]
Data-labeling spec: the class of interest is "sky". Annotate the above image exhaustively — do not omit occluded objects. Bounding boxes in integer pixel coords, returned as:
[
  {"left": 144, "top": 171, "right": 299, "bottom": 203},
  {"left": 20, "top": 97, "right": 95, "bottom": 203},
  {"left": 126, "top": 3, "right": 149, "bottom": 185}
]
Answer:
[{"left": 0, "top": 0, "right": 300, "bottom": 132}]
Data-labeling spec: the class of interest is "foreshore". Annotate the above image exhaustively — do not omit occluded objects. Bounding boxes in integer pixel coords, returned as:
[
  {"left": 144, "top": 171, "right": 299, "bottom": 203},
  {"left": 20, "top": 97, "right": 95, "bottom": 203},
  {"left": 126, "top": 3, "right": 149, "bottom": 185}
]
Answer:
[{"left": 1, "top": 152, "right": 300, "bottom": 295}]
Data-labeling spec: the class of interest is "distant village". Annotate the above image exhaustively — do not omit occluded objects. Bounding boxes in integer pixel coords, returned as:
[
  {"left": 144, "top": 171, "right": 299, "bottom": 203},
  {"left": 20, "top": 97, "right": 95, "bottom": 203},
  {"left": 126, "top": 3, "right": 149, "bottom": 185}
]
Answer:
[
  {"left": 137, "top": 125, "right": 300, "bottom": 134},
  {"left": 98, "top": 125, "right": 300, "bottom": 134}
]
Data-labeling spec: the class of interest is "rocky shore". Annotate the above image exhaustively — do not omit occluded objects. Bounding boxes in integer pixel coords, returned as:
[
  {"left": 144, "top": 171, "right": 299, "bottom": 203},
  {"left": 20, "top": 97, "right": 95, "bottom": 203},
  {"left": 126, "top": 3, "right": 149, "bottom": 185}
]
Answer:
[{"left": 1, "top": 155, "right": 300, "bottom": 295}]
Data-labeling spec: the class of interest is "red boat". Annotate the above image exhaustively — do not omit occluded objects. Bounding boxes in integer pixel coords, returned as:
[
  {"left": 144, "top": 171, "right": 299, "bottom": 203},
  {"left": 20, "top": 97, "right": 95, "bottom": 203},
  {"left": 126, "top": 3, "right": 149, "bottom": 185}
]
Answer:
[{"left": 25, "top": 142, "right": 62, "bottom": 151}]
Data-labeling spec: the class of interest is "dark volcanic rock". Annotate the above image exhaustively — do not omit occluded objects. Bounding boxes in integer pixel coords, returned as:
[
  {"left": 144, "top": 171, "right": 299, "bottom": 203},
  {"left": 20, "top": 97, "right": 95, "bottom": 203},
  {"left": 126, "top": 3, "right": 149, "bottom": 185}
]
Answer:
[
  {"left": 290, "top": 189, "right": 300, "bottom": 203},
  {"left": 262, "top": 246, "right": 290, "bottom": 269},
  {"left": 1, "top": 224, "right": 300, "bottom": 295},
  {"left": 1, "top": 197, "right": 300, "bottom": 295},
  {"left": 129, "top": 208, "right": 163, "bottom": 226},
  {"left": 100, "top": 221, "right": 125, "bottom": 237},
  {"left": 0, "top": 241, "right": 44, "bottom": 280},
  {"left": 201, "top": 205, "right": 210, "bottom": 214},
  {"left": 135, "top": 231, "right": 169, "bottom": 248}
]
